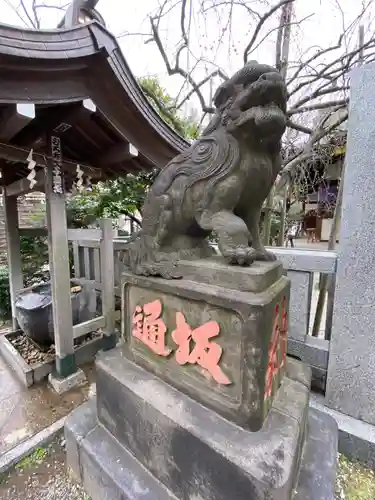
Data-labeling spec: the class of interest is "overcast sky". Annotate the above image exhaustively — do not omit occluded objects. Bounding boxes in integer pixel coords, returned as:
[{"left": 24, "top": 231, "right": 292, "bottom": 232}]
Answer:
[
  {"left": 1, "top": 0, "right": 374, "bottom": 114},
  {"left": 99, "top": 0, "right": 375, "bottom": 91}
]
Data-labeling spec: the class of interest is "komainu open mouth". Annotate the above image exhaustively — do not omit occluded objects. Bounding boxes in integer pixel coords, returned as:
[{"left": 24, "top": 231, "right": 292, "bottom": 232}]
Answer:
[{"left": 237, "top": 75, "right": 287, "bottom": 114}]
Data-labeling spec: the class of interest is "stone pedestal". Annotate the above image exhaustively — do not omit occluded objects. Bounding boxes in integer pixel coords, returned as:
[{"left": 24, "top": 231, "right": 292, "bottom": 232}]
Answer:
[
  {"left": 65, "top": 258, "right": 338, "bottom": 500},
  {"left": 122, "top": 258, "right": 289, "bottom": 431}
]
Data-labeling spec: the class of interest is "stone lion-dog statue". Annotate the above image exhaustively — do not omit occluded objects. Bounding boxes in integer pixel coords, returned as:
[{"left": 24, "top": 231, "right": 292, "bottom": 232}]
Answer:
[{"left": 121, "top": 60, "right": 288, "bottom": 278}]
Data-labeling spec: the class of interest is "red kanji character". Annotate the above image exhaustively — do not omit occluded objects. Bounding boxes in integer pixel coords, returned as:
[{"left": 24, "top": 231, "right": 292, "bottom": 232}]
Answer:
[
  {"left": 265, "top": 304, "right": 280, "bottom": 399},
  {"left": 132, "top": 306, "right": 144, "bottom": 340},
  {"left": 279, "top": 296, "right": 288, "bottom": 368},
  {"left": 171, "top": 312, "right": 231, "bottom": 385},
  {"left": 132, "top": 300, "right": 171, "bottom": 357}
]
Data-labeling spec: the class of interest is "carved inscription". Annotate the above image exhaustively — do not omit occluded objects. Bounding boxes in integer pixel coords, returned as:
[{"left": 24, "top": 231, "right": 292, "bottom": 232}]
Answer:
[
  {"left": 264, "top": 296, "right": 288, "bottom": 400},
  {"left": 50, "top": 135, "right": 64, "bottom": 194},
  {"left": 131, "top": 299, "right": 231, "bottom": 385}
]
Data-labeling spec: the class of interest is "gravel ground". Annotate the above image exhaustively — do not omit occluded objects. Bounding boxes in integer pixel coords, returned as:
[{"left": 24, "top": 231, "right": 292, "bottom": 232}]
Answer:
[
  {"left": 1, "top": 439, "right": 374, "bottom": 499},
  {"left": 10, "top": 331, "right": 102, "bottom": 366},
  {"left": 335, "top": 454, "right": 375, "bottom": 500},
  {"left": 0, "top": 437, "right": 90, "bottom": 500}
]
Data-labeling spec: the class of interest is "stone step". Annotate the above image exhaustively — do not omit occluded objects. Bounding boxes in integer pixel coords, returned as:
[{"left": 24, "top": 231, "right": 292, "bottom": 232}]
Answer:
[
  {"left": 65, "top": 400, "right": 177, "bottom": 500},
  {"left": 65, "top": 397, "right": 337, "bottom": 500},
  {"left": 293, "top": 406, "right": 338, "bottom": 500}
]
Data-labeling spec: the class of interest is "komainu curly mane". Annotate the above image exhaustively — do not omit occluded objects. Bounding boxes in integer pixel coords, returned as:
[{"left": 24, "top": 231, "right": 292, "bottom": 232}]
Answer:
[{"left": 151, "top": 129, "right": 240, "bottom": 210}]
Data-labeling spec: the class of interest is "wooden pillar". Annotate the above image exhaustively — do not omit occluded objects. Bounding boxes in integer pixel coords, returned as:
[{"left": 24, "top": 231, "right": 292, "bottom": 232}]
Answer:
[
  {"left": 3, "top": 193, "right": 23, "bottom": 329},
  {"left": 100, "top": 218, "right": 117, "bottom": 350},
  {"left": 45, "top": 136, "right": 76, "bottom": 377}
]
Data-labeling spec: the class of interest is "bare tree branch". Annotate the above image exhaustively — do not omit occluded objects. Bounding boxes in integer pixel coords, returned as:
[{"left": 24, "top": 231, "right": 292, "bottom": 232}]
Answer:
[
  {"left": 121, "top": 210, "right": 142, "bottom": 228},
  {"left": 289, "top": 85, "right": 350, "bottom": 112},
  {"left": 7, "top": 1, "right": 69, "bottom": 30},
  {"left": 129, "top": 0, "right": 369, "bottom": 188},
  {"left": 201, "top": 0, "right": 261, "bottom": 19},
  {"left": 279, "top": 108, "right": 349, "bottom": 187},
  {"left": 19, "top": 0, "right": 38, "bottom": 28},
  {"left": 288, "top": 98, "right": 349, "bottom": 115},
  {"left": 248, "top": 14, "right": 313, "bottom": 62},
  {"left": 34, "top": 3, "right": 69, "bottom": 9},
  {"left": 150, "top": 14, "right": 216, "bottom": 113},
  {"left": 243, "top": 0, "right": 295, "bottom": 63},
  {"left": 287, "top": 119, "right": 313, "bottom": 135},
  {"left": 287, "top": 35, "right": 345, "bottom": 88},
  {"left": 3, "top": 0, "right": 29, "bottom": 27},
  {"left": 289, "top": 37, "right": 375, "bottom": 98},
  {"left": 31, "top": 0, "right": 41, "bottom": 29},
  {"left": 115, "top": 31, "right": 153, "bottom": 39},
  {"left": 180, "top": 0, "right": 189, "bottom": 47},
  {"left": 173, "top": 69, "right": 228, "bottom": 110}
]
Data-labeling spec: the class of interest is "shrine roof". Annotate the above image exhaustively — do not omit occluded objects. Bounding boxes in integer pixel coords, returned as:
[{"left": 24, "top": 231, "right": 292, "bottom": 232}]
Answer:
[{"left": 0, "top": 21, "right": 189, "bottom": 188}]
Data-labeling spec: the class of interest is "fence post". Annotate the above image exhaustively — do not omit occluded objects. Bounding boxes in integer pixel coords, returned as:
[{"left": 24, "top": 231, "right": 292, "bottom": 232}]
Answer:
[
  {"left": 72, "top": 241, "right": 81, "bottom": 278},
  {"left": 100, "top": 219, "right": 116, "bottom": 350},
  {"left": 44, "top": 138, "right": 86, "bottom": 388},
  {"left": 3, "top": 193, "right": 23, "bottom": 330}
]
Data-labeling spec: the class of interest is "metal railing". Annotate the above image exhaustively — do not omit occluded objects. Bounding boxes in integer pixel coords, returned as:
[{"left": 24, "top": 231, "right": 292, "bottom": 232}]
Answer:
[{"left": 271, "top": 247, "right": 337, "bottom": 391}]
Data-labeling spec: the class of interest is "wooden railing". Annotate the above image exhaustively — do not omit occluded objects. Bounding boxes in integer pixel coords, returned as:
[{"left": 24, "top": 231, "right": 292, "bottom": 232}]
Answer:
[
  {"left": 70, "top": 234, "right": 128, "bottom": 299},
  {"left": 20, "top": 221, "right": 118, "bottom": 340}
]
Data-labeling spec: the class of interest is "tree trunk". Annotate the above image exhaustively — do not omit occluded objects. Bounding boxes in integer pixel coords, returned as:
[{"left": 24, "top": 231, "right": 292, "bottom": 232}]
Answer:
[{"left": 264, "top": 2, "right": 293, "bottom": 246}]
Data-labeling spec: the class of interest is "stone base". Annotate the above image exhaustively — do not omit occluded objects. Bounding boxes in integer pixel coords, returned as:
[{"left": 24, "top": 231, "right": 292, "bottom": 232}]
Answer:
[
  {"left": 66, "top": 400, "right": 176, "bottom": 500},
  {"left": 65, "top": 350, "right": 338, "bottom": 500},
  {"left": 66, "top": 402, "right": 336, "bottom": 500},
  {"left": 122, "top": 259, "right": 291, "bottom": 431},
  {"left": 48, "top": 367, "right": 86, "bottom": 394}
]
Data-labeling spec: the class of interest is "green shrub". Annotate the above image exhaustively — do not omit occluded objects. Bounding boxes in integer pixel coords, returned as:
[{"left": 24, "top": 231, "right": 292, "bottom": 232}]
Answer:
[
  {"left": 0, "top": 236, "right": 50, "bottom": 320},
  {"left": 20, "top": 235, "right": 49, "bottom": 286},
  {"left": 0, "top": 267, "right": 11, "bottom": 319}
]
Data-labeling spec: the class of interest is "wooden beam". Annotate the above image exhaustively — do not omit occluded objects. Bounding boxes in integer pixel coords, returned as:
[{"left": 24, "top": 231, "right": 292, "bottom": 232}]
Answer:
[
  {"left": 73, "top": 315, "right": 105, "bottom": 339},
  {"left": 68, "top": 228, "right": 102, "bottom": 241},
  {"left": 98, "top": 141, "right": 138, "bottom": 166},
  {"left": 0, "top": 104, "right": 35, "bottom": 142},
  {"left": 5, "top": 169, "right": 45, "bottom": 197},
  {"left": 19, "top": 228, "right": 118, "bottom": 240},
  {"left": 19, "top": 227, "right": 47, "bottom": 237},
  {"left": 14, "top": 102, "right": 87, "bottom": 147},
  {"left": 0, "top": 142, "right": 102, "bottom": 177}
]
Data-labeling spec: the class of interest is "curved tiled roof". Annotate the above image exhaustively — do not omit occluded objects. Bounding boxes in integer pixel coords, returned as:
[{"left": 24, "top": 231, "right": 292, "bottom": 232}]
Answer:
[{"left": 0, "top": 21, "right": 189, "bottom": 170}]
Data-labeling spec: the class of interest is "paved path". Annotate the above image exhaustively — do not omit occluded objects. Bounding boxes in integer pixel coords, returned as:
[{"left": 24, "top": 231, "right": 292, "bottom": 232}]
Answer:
[
  {"left": 284, "top": 238, "right": 335, "bottom": 251},
  {"left": 0, "top": 346, "right": 95, "bottom": 457},
  {"left": 0, "top": 437, "right": 90, "bottom": 499}
]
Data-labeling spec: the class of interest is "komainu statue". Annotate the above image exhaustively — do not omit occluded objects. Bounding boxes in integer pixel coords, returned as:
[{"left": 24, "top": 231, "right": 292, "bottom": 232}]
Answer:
[{"left": 122, "top": 60, "right": 288, "bottom": 278}]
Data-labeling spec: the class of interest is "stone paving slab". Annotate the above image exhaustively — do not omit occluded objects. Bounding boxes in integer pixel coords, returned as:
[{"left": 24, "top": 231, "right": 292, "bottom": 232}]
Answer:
[
  {"left": 0, "top": 352, "right": 96, "bottom": 457},
  {"left": 0, "top": 436, "right": 90, "bottom": 500}
]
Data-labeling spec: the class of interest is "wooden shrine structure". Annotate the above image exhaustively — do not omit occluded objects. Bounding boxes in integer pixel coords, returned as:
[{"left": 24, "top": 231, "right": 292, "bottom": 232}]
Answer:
[{"left": 0, "top": 2, "right": 189, "bottom": 382}]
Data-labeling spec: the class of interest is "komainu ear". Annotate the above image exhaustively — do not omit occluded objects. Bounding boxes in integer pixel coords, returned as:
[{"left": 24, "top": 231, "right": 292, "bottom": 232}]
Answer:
[{"left": 213, "top": 81, "right": 235, "bottom": 109}]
